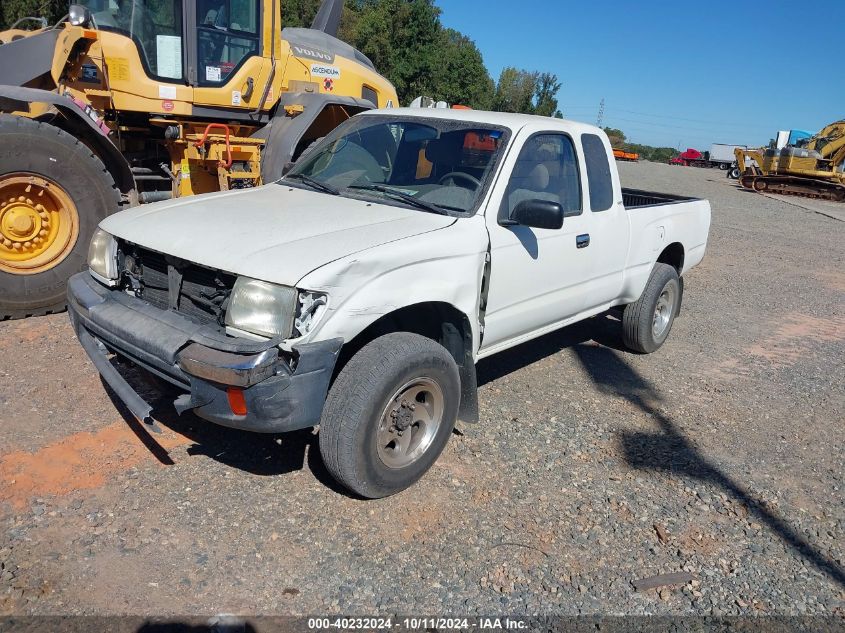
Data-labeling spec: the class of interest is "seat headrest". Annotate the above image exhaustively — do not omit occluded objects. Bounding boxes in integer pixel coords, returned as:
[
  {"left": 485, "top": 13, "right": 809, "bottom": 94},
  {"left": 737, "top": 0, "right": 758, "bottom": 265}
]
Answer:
[{"left": 527, "top": 164, "right": 550, "bottom": 191}]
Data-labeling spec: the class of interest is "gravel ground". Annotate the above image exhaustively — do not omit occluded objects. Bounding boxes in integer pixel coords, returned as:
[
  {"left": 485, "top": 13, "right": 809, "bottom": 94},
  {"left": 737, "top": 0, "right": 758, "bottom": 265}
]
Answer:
[{"left": 0, "top": 161, "right": 843, "bottom": 618}]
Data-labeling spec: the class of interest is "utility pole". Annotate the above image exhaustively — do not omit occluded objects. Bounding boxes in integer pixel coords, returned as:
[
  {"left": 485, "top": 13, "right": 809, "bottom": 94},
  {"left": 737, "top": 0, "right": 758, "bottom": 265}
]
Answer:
[{"left": 596, "top": 98, "right": 605, "bottom": 128}]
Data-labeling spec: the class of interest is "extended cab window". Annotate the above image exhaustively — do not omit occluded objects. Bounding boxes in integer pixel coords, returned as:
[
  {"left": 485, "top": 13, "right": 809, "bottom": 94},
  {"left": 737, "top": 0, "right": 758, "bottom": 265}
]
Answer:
[
  {"left": 582, "top": 133, "right": 614, "bottom": 211},
  {"left": 197, "top": 0, "right": 260, "bottom": 85},
  {"left": 502, "top": 133, "right": 581, "bottom": 221}
]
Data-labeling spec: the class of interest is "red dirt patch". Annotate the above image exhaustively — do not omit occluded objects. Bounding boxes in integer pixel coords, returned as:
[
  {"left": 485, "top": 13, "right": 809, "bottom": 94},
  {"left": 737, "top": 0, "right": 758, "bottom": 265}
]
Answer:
[
  {"left": 745, "top": 314, "right": 845, "bottom": 369},
  {"left": 0, "top": 421, "right": 189, "bottom": 511},
  {"left": 708, "top": 313, "right": 845, "bottom": 380}
]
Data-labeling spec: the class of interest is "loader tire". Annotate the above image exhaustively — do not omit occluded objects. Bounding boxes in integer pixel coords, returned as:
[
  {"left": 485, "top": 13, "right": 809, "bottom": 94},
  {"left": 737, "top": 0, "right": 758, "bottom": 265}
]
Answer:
[{"left": 0, "top": 115, "right": 122, "bottom": 320}]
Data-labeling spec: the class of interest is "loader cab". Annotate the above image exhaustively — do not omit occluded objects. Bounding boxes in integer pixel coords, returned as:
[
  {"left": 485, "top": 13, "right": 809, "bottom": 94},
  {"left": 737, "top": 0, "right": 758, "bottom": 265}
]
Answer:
[{"left": 77, "top": 0, "right": 267, "bottom": 89}]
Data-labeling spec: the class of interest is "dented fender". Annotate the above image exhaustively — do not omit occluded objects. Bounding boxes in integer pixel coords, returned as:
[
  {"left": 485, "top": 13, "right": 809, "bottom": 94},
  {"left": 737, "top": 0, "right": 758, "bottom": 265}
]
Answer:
[{"left": 297, "top": 214, "right": 490, "bottom": 358}]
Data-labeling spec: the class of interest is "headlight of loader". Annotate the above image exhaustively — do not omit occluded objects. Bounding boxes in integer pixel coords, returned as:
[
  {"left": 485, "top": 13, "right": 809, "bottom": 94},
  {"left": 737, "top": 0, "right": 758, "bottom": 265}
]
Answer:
[
  {"left": 87, "top": 228, "right": 119, "bottom": 284},
  {"left": 225, "top": 277, "right": 298, "bottom": 339}
]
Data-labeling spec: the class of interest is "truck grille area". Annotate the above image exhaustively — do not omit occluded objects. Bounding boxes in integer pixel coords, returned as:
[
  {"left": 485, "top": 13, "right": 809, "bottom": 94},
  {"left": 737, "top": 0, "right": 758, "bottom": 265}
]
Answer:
[{"left": 125, "top": 246, "right": 236, "bottom": 327}]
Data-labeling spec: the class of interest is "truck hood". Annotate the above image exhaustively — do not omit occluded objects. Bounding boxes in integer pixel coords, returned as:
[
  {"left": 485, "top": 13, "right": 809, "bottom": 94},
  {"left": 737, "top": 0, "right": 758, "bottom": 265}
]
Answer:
[{"left": 100, "top": 184, "right": 456, "bottom": 286}]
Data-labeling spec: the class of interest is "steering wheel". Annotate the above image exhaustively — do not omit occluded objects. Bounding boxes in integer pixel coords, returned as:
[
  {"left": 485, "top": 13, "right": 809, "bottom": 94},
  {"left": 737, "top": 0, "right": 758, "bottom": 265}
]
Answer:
[{"left": 438, "top": 171, "right": 481, "bottom": 189}]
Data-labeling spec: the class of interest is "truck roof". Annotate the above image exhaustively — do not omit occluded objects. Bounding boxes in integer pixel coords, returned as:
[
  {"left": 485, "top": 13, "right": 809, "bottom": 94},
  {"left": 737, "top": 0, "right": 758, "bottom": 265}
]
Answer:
[{"left": 366, "top": 107, "right": 604, "bottom": 135}]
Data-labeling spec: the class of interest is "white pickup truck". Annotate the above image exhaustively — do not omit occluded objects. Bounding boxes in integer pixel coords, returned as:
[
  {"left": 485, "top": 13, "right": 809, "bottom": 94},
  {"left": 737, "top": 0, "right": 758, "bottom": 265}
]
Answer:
[{"left": 68, "top": 108, "right": 711, "bottom": 498}]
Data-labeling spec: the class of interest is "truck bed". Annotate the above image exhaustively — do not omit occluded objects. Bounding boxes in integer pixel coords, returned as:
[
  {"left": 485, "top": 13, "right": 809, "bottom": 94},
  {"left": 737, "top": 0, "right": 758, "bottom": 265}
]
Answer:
[{"left": 623, "top": 188, "right": 698, "bottom": 209}]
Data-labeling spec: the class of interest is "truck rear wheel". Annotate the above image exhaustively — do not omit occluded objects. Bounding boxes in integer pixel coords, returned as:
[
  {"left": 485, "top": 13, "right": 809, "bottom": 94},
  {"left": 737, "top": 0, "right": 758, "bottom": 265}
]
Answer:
[
  {"left": 319, "top": 332, "right": 460, "bottom": 498},
  {"left": 0, "top": 115, "right": 121, "bottom": 319},
  {"left": 622, "top": 263, "right": 681, "bottom": 354}
]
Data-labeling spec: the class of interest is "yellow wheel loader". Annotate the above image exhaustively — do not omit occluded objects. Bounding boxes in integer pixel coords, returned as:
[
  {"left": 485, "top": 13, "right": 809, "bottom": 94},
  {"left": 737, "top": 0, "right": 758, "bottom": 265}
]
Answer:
[
  {"left": 735, "top": 120, "right": 845, "bottom": 202},
  {"left": 0, "top": 0, "right": 398, "bottom": 319}
]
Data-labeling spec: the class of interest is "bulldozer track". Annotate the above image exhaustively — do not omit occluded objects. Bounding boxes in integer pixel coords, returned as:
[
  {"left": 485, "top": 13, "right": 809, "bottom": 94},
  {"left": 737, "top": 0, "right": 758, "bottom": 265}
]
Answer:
[{"left": 739, "top": 175, "right": 845, "bottom": 203}]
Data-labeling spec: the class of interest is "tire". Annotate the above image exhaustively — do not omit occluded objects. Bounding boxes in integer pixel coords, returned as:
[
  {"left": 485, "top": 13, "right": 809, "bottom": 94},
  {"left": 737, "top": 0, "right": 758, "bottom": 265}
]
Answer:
[
  {"left": 319, "top": 332, "right": 460, "bottom": 498},
  {"left": 728, "top": 167, "right": 740, "bottom": 179},
  {"left": 0, "top": 114, "right": 122, "bottom": 320},
  {"left": 622, "top": 263, "right": 681, "bottom": 354}
]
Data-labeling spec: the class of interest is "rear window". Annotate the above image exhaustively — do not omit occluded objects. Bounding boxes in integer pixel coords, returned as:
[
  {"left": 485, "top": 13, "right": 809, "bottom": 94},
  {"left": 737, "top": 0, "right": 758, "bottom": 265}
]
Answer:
[{"left": 582, "top": 133, "right": 614, "bottom": 212}]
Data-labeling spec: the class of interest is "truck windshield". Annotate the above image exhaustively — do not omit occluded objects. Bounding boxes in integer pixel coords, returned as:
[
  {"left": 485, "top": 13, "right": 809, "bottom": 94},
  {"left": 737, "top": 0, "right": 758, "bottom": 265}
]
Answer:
[
  {"left": 81, "top": 0, "right": 184, "bottom": 80},
  {"left": 285, "top": 116, "right": 509, "bottom": 215}
]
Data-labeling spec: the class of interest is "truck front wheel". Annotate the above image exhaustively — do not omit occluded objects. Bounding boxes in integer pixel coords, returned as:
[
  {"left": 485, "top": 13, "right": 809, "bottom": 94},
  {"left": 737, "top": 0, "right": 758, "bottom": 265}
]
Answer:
[
  {"left": 0, "top": 115, "right": 121, "bottom": 319},
  {"left": 319, "top": 332, "right": 460, "bottom": 498},
  {"left": 622, "top": 263, "right": 681, "bottom": 353}
]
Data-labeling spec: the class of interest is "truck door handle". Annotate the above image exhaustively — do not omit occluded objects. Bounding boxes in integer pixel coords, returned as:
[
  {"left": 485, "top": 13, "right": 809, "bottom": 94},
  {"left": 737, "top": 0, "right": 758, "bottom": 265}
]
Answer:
[{"left": 576, "top": 234, "right": 590, "bottom": 248}]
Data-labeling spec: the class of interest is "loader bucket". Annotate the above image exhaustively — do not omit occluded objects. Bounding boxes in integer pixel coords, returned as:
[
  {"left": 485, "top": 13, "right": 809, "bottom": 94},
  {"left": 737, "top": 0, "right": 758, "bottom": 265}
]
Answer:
[{"left": 0, "top": 30, "right": 60, "bottom": 87}]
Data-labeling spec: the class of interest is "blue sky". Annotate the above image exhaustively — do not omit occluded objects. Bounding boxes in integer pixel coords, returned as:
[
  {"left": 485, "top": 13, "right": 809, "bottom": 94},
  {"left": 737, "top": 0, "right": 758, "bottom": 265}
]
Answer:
[{"left": 437, "top": 1, "right": 844, "bottom": 150}]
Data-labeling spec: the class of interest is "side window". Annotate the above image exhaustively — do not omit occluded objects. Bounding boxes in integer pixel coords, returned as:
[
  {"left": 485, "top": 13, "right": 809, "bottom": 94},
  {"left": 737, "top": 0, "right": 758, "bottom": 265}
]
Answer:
[
  {"left": 91, "top": 0, "right": 184, "bottom": 81},
  {"left": 582, "top": 133, "right": 614, "bottom": 212},
  {"left": 501, "top": 133, "right": 582, "bottom": 222},
  {"left": 197, "top": 0, "right": 260, "bottom": 86}
]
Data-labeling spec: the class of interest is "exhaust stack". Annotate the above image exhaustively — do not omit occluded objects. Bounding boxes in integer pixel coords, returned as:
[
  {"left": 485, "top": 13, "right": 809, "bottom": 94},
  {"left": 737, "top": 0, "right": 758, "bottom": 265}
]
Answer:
[{"left": 310, "top": 0, "right": 343, "bottom": 37}]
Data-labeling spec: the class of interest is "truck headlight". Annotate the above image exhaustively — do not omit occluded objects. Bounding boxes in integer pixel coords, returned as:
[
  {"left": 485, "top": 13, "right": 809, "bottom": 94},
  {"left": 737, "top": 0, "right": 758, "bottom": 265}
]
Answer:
[
  {"left": 87, "top": 228, "right": 118, "bottom": 284},
  {"left": 225, "top": 277, "right": 297, "bottom": 339}
]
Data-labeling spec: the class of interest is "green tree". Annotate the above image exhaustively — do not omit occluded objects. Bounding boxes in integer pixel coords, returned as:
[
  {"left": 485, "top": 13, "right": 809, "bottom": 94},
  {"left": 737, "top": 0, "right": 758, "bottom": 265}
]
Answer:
[
  {"left": 533, "top": 72, "right": 561, "bottom": 117},
  {"left": 491, "top": 67, "right": 563, "bottom": 116},
  {"left": 603, "top": 126, "right": 626, "bottom": 148},
  {"left": 1, "top": 0, "right": 66, "bottom": 30},
  {"left": 281, "top": 0, "right": 321, "bottom": 27},
  {"left": 347, "top": 0, "right": 441, "bottom": 104},
  {"left": 430, "top": 28, "right": 493, "bottom": 109},
  {"left": 493, "top": 67, "right": 537, "bottom": 113}
]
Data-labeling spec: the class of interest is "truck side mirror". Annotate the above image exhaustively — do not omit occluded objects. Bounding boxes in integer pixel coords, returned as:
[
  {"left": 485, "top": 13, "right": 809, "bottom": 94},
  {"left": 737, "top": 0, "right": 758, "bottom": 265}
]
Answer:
[{"left": 506, "top": 199, "right": 564, "bottom": 230}]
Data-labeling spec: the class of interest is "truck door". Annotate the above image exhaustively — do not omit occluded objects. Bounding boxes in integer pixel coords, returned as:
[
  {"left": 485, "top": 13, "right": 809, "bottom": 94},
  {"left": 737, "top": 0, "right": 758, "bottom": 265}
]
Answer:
[
  {"left": 481, "top": 131, "right": 593, "bottom": 351},
  {"left": 576, "top": 132, "right": 630, "bottom": 311},
  {"left": 191, "top": 0, "right": 268, "bottom": 109}
]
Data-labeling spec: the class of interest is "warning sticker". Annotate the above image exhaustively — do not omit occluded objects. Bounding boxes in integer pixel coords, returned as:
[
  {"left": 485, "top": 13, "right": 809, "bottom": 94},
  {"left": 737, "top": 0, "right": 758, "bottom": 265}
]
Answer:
[
  {"left": 205, "top": 66, "right": 222, "bottom": 82},
  {"left": 310, "top": 64, "right": 341, "bottom": 79},
  {"left": 323, "top": 78, "right": 334, "bottom": 92},
  {"left": 106, "top": 57, "right": 130, "bottom": 82},
  {"left": 231, "top": 90, "right": 242, "bottom": 106},
  {"left": 158, "top": 85, "right": 177, "bottom": 99},
  {"left": 161, "top": 100, "right": 175, "bottom": 112}
]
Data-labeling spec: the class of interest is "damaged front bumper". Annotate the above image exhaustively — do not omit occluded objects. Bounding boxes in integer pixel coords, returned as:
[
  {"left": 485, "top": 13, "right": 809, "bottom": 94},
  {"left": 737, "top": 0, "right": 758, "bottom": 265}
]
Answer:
[{"left": 67, "top": 272, "right": 342, "bottom": 434}]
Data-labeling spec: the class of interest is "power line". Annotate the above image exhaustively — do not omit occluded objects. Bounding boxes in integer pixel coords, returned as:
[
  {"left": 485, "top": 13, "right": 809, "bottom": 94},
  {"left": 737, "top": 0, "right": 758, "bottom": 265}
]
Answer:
[
  {"left": 611, "top": 106, "right": 773, "bottom": 129},
  {"left": 562, "top": 104, "right": 774, "bottom": 131},
  {"left": 603, "top": 115, "right": 757, "bottom": 136}
]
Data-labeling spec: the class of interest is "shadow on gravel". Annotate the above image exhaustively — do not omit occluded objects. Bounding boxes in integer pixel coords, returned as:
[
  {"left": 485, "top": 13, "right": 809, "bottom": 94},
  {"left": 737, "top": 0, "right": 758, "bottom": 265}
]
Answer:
[
  {"left": 572, "top": 344, "right": 845, "bottom": 590},
  {"left": 476, "top": 312, "right": 627, "bottom": 386},
  {"left": 103, "top": 366, "right": 350, "bottom": 495}
]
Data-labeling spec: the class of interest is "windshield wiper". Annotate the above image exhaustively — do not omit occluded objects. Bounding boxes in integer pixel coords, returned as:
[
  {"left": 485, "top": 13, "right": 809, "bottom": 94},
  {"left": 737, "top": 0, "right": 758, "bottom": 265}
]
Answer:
[
  {"left": 284, "top": 173, "right": 340, "bottom": 196},
  {"left": 347, "top": 184, "right": 449, "bottom": 215}
]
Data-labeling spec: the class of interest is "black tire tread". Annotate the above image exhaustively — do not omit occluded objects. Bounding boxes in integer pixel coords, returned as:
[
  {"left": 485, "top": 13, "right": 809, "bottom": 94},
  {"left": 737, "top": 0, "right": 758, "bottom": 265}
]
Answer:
[
  {"left": 0, "top": 114, "right": 123, "bottom": 320},
  {"left": 319, "top": 332, "right": 458, "bottom": 498},
  {"left": 622, "top": 263, "right": 679, "bottom": 354}
]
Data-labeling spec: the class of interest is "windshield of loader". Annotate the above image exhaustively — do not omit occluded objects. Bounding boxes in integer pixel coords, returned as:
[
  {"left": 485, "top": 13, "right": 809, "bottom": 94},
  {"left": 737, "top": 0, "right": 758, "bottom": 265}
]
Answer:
[
  {"left": 285, "top": 115, "right": 510, "bottom": 216},
  {"left": 82, "top": 0, "right": 184, "bottom": 80}
]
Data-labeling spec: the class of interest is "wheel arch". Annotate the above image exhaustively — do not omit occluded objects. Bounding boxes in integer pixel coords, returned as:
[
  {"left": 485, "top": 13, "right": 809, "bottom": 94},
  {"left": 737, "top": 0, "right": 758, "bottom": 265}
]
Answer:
[
  {"left": 258, "top": 92, "right": 378, "bottom": 182},
  {"left": 657, "top": 241, "right": 685, "bottom": 274},
  {"left": 0, "top": 86, "right": 135, "bottom": 198},
  {"left": 334, "top": 301, "right": 479, "bottom": 425}
]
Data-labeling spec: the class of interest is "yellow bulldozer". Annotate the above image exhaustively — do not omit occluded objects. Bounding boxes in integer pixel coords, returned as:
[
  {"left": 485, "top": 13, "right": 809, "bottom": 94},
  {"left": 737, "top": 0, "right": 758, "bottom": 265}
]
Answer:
[
  {"left": 0, "top": 0, "right": 398, "bottom": 319},
  {"left": 735, "top": 120, "right": 845, "bottom": 202}
]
